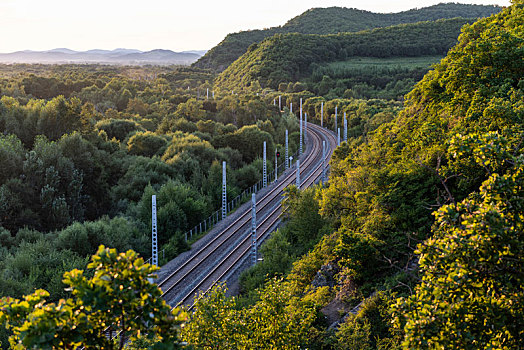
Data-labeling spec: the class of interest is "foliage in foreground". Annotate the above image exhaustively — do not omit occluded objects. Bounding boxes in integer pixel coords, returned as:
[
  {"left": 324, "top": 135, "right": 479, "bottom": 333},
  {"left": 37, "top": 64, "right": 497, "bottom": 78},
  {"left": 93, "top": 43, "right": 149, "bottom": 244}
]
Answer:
[
  {"left": 394, "top": 158, "right": 524, "bottom": 349},
  {"left": 182, "top": 281, "right": 318, "bottom": 350},
  {"left": 187, "top": 2, "right": 524, "bottom": 349},
  {"left": 0, "top": 246, "right": 186, "bottom": 349}
]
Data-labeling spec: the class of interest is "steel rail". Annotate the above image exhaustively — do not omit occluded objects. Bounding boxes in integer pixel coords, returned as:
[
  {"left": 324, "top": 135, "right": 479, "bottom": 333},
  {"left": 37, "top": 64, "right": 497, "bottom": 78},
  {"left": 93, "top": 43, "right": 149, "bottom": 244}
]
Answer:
[
  {"left": 170, "top": 124, "right": 337, "bottom": 307},
  {"left": 157, "top": 125, "right": 324, "bottom": 299}
]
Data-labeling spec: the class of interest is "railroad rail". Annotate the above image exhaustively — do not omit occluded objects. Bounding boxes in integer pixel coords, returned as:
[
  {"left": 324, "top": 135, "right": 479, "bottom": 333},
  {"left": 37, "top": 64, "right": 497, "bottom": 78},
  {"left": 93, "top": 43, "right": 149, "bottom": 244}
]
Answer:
[{"left": 156, "top": 123, "right": 337, "bottom": 308}]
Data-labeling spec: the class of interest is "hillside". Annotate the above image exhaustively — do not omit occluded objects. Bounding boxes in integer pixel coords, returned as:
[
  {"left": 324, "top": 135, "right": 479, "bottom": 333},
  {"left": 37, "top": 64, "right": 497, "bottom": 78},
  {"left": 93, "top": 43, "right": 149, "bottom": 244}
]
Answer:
[
  {"left": 194, "top": 3, "right": 501, "bottom": 71},
  {"left": 185, "top": 1, "right": 524, "bottom": 348},
  {"left": 215, "top": 18, "right": 471, "bottom": 91}
]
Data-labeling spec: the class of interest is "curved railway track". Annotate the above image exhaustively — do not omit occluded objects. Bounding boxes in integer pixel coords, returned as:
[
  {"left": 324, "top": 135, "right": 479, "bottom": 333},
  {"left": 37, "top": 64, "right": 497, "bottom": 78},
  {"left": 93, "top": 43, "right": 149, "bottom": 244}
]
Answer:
[{"left": 156, "top": 123, "right": 337, "bottom": 307}]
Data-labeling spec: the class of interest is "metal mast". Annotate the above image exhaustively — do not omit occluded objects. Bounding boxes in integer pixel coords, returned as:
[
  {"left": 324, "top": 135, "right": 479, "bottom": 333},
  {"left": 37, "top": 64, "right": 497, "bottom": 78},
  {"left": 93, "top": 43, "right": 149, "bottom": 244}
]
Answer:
[
  {"left": 322, "top": 141, "right": 326, "bottom": 184},
  {"left": 151, "top": 195, "right": 158, "bottom": 266},
  {"left": 321, "top": 101, "right": 324, "bottom": 127},
  {"left": 275, "top": 147, "right": 278, "bottom": 182},
  {"left": 344, "top": 112, "right": 348, "bottom": 142},
  {"left": 251, "top": 193, "right": 257, "bottom": 265},
  {"left": 222, "top": 161, "right": 227, "bottom": 219},
  {"left": 296, "top": 159, "right": 301, "bottom": 188},
  {"left": 305, "top": 112, "right": 308, "bottom": 140},
  {"left": 263, "top": 141, "right": 267, "bottom": 188},
  {"left": 285, "top": 129, "right": 289, "bottom": 170},
  {"left": 299, "top": 111, "right": 303, "bottom": 156},
  {"left": 335, "top": 106, "right": 338, "bottom": 133}
]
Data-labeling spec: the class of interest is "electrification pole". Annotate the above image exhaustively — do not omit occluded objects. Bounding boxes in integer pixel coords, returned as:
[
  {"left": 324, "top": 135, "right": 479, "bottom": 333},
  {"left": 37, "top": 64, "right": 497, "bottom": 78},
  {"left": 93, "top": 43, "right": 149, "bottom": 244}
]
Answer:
[
  {"left": 299, "top": 112, "right": 303, "bottom": 156},
  {"left": 321, "top": 101, "right": 324, "bottom": 127},
  {"left": 285, "top": 129, "right": 289, "bottom": 170},
  {"left": 322, "top": 141, "right": 326, "bottom": 185},
  {"left": 222, "top": 161, "right": 227, "bottom": 219},
  {"left": 344, "top": 112, "right": 348, "bottom": 142},
  {"left": 251, "top": 193, "right": 257, "bottom": 265},
  {"left": 263, "top": 141, "right": 267, "bottom": 188},
  {"left": 275, "top": 147, "right": 278, "bottom": 182},
  {"left": 335, "top": 106, "right": 338, "bottom": 133},
  {"left": 305, "top": 112, "right": 307, "bottom": 141},
  {"left": 152, "top": 195, "right": 158, "bottom": 266},
  {"left": 296, "top": 159, "right": 301, "bottom": 188}
]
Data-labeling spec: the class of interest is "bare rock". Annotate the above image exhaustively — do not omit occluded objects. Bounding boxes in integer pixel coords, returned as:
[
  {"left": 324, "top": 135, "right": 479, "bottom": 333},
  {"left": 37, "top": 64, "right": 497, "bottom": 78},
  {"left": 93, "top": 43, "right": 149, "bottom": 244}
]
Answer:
[{"left": 311, "top": 262, "right": 339, "bottom": 288}]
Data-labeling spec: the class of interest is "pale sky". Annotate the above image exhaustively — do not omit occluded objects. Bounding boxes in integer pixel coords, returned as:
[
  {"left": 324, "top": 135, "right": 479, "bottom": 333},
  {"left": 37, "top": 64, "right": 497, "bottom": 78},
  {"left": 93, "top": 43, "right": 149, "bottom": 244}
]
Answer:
[{"left": 0, "top": 0, "right": 510, "bottom": 53}]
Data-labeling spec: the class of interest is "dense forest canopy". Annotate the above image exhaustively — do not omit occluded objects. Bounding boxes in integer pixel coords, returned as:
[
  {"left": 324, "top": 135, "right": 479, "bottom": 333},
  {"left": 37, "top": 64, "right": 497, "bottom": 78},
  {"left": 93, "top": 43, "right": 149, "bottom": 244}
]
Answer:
[
  {"left": 1, "top": 1, "right": 523, "bottom": 349},
  {"left": 194, "top": 3, "right": 501, "bottom": 71},
  {"left": 215, "top": 18, "right": 472, "bottom": 91},
  {"left": 0, "top": 62, "right": 304, "bottom": 342},
  {"left": 305, "top": 56, "right": 444, "bottom": 100},
  {"left": 186, "top": 2, "right": 524, "bottom": 349}
]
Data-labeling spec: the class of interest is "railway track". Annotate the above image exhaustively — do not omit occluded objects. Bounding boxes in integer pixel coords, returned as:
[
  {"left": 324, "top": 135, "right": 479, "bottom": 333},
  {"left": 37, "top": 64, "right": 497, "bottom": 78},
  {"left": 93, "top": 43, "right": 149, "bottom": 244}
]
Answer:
[{"left": 156, "top": 123, "right": 337, "bottom": 308}]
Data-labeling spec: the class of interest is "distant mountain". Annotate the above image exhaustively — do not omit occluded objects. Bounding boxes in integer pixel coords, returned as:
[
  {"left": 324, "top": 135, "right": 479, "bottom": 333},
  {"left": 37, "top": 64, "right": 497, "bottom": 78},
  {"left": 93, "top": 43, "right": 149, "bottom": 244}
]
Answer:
[
  {"left": 182, "top": 50, "right": 208, "bottom": 56},
  {"left": 47, "top": 48, "right": 77, "bottom": 54},
  {"left": 194, "top": 3, "right": 502, "bottom": 71},
  {"left": 0, "top": 48, "right": 205, "bottom": 65}
]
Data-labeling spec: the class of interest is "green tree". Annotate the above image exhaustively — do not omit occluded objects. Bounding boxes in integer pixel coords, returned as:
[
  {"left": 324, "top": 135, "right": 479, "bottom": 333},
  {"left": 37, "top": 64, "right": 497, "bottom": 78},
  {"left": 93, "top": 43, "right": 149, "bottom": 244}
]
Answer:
[
  {"left": 183, "top": 279, "right": 316, "bottom": 349},
  {"left": 95, "top": 119, "right": 144, "bottom": 141},
  {"left": 127, "top": 131, "right": 168, "bottom": 157},
  {"left": 0, "top": 134, "right": 25, "bottom": 184},
  {"left": 182, "top": 284, "right": 242, "bottom": 349},
  {"left": 0, "top": 246, "right": 187, "bottom": 349},
  {"left": 393, "top": 161, "right": 524, "bottom": 349},
  {"left": 38, "top": 96, "right": 82, "bottom": 140}
]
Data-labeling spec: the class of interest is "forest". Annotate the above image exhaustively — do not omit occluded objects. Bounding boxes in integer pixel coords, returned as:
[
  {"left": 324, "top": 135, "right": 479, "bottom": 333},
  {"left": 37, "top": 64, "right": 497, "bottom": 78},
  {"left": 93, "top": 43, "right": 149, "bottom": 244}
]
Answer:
[
  {"left": 297, "top": 56, "right": 443, "bottom": 100},
  {"left": 1, "top": 1, "right": 523, "bottom": 349},
  {"left": 0, "top": 64, "right": 304, "bottom": 304},
  {"left": 185, "top": 3, "right": 523, "bottom": 349},
  {"left": 194, "top": 3, "right": 501, "bottom": 71},
  {"left": 215, "top": 18, "right": 473, "bottom": 91}
]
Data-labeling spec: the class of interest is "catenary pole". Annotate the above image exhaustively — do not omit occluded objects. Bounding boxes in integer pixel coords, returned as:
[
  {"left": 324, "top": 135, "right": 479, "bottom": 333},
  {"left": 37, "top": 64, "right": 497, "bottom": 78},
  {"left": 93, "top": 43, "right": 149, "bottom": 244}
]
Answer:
[
  {"left": 296, "top": 159, "right": 301, "bottom": 188},
  {"left": 285, "top": 129, "right": 289, "bottom": 170},
  {"left": 152, "top": 195, "right": 158, "bottom": 266},
  {"left": 321, "top": 101, "right": 324, "bottom": 127},
  {"left": 344, "top": 112, "right": 348, "bottom": 142},
  {"left": 322, "top": 141, "right": 326, "bottom": 184},
  {"left": 251, "top": 193, "right": 257, "bottom": 265},
  {"left": 222, "top": 161, "right": 227, "bottom": 219},
  {"left": 263, "top": 141, "right": 267, "bottom": 188},
  {"left": 299, "top": 111, "right": 303, "bottom": 156}
]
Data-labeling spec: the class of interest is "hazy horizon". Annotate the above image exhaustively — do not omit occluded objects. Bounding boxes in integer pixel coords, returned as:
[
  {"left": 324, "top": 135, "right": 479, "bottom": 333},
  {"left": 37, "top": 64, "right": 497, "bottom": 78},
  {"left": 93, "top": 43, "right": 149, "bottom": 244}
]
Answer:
[
  {"left": 0, "top": 48, "right": 207, "bottom": 54},
  {"left": 0, "top": 0, "right": 510, "bottom": 53}
]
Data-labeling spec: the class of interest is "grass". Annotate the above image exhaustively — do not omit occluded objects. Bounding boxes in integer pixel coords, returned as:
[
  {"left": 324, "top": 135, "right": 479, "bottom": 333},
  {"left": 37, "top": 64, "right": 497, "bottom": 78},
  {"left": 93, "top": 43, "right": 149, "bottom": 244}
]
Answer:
[{"left": 324, "top": 55, "right": 444, "bottom": 70}]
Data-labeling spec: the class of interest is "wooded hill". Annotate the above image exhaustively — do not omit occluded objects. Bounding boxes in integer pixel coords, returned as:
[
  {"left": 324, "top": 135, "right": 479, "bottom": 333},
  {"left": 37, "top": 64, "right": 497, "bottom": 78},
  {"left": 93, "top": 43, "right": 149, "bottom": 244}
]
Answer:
[
  {"left": 1, "top": 1, "right": 523, "bottom": 348},
  {"left": 215, "top": 18, "right": 471, "bottom": 91},
  {"left": 185, "top": 2, "right": 524, "bottom": 348},
  {"left": 194, "top": 3, "right": 501, "bottom": 71}
]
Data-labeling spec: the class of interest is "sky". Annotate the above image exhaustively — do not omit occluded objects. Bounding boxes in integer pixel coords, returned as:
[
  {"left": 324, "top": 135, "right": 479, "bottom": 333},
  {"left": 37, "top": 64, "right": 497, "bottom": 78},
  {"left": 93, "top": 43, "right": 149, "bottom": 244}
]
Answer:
[{"left": 0, "top": 0, "right": 511, "bottom": 53}]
